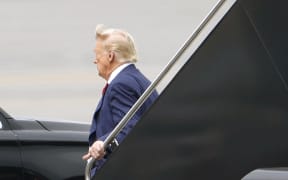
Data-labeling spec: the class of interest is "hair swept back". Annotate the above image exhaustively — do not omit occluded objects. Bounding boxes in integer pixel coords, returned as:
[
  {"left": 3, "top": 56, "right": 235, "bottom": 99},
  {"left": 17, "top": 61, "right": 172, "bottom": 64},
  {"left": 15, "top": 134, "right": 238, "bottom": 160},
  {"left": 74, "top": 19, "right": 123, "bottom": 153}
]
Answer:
[{"left": 95, "top": 24, "right": 138, "bottom": 63}]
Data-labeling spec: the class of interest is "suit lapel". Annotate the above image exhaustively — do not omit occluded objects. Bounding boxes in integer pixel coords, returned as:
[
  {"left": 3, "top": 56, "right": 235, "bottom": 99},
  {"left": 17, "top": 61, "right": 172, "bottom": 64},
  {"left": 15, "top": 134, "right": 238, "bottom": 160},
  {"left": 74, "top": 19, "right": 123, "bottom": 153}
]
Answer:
[
  {"left": 95, "top": 96, "right": 103, "bottom": 114},
  {"left": 89, "top": 96, "right": 105, "bottom": 145}
]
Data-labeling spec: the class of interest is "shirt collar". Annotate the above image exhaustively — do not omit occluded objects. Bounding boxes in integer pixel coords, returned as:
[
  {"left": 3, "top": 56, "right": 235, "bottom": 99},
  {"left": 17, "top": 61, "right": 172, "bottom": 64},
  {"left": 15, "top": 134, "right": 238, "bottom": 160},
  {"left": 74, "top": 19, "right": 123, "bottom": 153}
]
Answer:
[{"left": 107, "top": 63, "right": 132, "bottom": 84}]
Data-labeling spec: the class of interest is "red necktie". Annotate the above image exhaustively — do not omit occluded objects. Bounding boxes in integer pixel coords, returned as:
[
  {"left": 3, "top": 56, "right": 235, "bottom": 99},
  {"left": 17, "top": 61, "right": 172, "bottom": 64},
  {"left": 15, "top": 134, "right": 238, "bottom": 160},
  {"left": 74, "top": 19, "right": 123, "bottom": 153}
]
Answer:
[{"left": 102, "top": 83, "right": 108, "bottom": 95}]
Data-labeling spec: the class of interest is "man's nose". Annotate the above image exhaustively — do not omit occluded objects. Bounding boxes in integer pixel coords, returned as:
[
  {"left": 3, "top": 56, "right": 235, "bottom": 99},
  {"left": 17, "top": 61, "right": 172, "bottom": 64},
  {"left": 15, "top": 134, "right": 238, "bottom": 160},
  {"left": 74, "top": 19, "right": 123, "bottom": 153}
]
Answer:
[{"left": 93, "top": 59, "right": 97, "bottom": 64}]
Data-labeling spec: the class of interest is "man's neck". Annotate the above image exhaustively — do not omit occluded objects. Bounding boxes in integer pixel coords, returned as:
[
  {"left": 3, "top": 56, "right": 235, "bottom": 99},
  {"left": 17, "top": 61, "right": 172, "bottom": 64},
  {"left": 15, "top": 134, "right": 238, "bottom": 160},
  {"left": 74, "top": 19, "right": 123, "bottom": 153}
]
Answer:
[{"left": 107, "top": 63, "right": 132, "bottom": 84}]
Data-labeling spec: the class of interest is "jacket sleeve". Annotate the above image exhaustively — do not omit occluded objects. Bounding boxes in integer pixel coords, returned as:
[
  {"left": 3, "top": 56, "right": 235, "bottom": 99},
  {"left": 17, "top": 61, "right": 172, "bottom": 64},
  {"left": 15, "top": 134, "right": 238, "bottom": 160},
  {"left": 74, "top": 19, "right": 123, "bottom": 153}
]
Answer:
[{"left": 98, "top": 81, "right": 141, "bottom": 144}]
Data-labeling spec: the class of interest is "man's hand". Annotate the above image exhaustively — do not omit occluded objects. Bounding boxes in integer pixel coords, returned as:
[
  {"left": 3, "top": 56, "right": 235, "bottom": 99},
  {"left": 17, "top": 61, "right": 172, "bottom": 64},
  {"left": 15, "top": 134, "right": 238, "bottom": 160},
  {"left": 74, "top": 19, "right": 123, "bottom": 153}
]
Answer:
[{"left": 82, "top": 140, "right": 105, "bottom": 160}]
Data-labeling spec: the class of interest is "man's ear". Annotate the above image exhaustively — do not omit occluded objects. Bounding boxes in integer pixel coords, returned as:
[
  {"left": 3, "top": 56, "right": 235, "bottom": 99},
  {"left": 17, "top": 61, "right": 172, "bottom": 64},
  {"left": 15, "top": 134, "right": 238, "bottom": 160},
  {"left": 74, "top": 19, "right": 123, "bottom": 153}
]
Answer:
[{"left": 108, "top": 51, "right": 115, "bottom": 62}]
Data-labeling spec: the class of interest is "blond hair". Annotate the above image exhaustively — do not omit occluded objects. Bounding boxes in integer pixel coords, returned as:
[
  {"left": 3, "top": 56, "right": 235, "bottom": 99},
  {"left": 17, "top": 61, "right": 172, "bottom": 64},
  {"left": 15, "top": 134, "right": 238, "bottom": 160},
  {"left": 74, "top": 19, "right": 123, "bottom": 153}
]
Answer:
[{"left": 95, "top": 24, "right": 138, "bottom": 63}]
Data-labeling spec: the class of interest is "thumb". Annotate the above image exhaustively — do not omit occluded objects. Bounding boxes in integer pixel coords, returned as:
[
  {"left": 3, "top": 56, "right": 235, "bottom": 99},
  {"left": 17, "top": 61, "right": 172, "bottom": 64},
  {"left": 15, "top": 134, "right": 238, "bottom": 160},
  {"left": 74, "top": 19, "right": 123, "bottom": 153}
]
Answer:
[{"left": 82, "top": 153, "right": 91, "bottom": 160}]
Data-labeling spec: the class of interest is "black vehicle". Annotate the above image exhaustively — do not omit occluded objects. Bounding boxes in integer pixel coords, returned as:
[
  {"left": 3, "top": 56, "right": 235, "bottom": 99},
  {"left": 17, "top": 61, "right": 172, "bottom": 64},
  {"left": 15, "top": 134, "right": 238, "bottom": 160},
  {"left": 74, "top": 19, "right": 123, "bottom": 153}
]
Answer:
[{"left": 0, "top": 107, "right": 89, "bottom": 180}]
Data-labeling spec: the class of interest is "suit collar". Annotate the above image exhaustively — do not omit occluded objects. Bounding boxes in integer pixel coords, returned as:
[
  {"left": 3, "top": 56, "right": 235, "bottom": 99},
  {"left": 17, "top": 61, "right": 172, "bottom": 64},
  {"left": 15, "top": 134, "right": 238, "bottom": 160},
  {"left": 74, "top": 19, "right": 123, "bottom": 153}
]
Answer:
[{"left": 107, "top": 63, "right": 133, "bottom": 84}]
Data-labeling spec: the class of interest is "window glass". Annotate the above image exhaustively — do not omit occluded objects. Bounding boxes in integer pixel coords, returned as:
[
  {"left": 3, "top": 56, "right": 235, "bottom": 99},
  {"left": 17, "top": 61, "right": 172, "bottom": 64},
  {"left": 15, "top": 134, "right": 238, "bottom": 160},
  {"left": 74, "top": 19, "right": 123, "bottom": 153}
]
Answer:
[{"left": 0, "top": 114, "right": 7, "bottom": 130}]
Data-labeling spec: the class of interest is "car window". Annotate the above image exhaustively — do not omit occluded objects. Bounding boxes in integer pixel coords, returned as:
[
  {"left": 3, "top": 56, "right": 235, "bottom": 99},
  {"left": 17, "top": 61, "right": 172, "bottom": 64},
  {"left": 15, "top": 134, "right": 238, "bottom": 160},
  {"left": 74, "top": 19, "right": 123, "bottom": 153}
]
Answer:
[
  {"left": 0, "top": 111, "right": 13, "bottom": 130},
  {"left": 0, "top": 114, "right": 7, "bottom": 130}
]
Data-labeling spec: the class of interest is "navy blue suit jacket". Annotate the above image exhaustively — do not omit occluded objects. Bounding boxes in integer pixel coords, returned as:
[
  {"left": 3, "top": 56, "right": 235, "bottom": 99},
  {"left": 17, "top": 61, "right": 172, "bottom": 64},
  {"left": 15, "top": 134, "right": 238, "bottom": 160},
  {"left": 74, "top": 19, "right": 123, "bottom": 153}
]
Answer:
[{"left": 88, "top": 64, "right": 158, "bottom": 171}]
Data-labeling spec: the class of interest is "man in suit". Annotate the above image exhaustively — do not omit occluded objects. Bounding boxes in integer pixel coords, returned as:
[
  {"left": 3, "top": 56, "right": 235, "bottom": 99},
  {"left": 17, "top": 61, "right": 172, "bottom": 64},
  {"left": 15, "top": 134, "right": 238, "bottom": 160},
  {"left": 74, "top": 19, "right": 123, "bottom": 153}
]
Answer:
[{"left": 82, "top": 24, "right": 158, "bottom": 173}]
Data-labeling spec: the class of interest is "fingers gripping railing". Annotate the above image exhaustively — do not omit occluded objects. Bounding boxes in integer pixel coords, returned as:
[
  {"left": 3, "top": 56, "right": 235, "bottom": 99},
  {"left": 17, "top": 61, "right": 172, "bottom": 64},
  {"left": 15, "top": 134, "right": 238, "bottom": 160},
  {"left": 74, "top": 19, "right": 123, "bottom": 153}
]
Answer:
[{"left": 85, "top": 0, "right": 226, "bottom": 179}]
